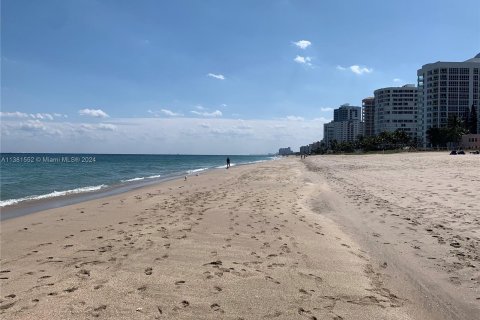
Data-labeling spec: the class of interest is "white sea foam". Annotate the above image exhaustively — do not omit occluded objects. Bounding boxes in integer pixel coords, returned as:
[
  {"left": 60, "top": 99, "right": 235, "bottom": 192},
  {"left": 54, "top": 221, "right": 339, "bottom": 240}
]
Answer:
[
  {"left": 187, "top": 168, "right": 209, "bottom": 174},
  {"left": 0, "top": 184, "right": 107, "bottom": 208},
  {"left": 121, "top": 177, "right": 145, "bottom": 182},
  {"left": 121, "top": 174, "right": 161, "bottom": 182},
  {"left": 215, "top": 163, "right": 237, "bottom": 169}
]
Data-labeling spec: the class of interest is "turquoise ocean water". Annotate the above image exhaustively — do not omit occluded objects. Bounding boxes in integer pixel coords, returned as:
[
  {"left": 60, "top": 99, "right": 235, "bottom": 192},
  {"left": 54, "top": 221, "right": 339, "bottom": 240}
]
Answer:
[{"left": 0, "top": 153, "right": 275, "bottom": 207}]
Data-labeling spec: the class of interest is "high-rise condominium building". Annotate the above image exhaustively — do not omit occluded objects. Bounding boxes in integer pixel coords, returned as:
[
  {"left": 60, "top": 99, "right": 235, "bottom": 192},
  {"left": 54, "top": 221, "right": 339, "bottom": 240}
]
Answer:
[
  {"left": 374, "top": 85, "right": 419, "bottom": 140},
  {"left": 417, "top": 53, "right": 480, "bottom": 146},
  {"left": 362, "top": 97, "right": 375, "bottom": 137},
  {"left": 323, "top": 104, "right": 363, "bottom": 146},
  {"left": 334, "top": 103, "right": 362, "bottom": 121}
]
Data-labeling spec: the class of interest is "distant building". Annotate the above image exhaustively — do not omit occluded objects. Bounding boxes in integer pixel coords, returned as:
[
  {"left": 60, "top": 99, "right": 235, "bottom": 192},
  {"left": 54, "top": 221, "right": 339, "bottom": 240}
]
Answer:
[
  {"left": 374, "top": 85, "right": 419, "bottom": 140},
  {"left": 323, "top": 104, "right": 363, "bottom": 147},
  {"left": 417, "top": 53, "right": 480, "bottom": 147},
  {"left": 461, "top": 134, "right": 480, "bottom": 149},
  {"left": 299, "top": 145, "right": 310, "bottom": 154},
  {"left": 278, "top": 147, "right": 293, "bottom": 155},
  {"left": 334, "top": 104, "right": 362, "bottom": 122},
  {"left": 362, "top": 97, "right": 375, "bottom": 137}
]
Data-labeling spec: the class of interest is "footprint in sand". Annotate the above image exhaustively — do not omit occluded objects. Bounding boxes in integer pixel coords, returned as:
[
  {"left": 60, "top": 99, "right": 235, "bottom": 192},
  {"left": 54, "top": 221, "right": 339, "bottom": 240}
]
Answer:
[
  {"left": 210, "top": 303, "right": 224, "bottom": 313},
  {"left": 64, "top": 287, "right": 78, "bottom": 293},
  {"left": 297, "top": 307, "right": 317, "bottom": 319}
]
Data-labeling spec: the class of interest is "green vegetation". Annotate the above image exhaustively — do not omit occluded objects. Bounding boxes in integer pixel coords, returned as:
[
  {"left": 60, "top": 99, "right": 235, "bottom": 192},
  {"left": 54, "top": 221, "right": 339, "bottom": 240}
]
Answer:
[
  {"left": 307, "top": 105, "right": 478, "bottom": 155},
  {"left": 313, "top": 129, "right": 416, "bottom": 154},
  {"left": 426, "top": 106, "right": 477, "bottom": 149}
]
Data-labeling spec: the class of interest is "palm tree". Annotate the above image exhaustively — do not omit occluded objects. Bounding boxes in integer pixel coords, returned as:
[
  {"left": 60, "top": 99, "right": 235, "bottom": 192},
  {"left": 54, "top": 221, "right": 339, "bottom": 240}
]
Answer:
[
  {"left": 447, "top": 115, "right": 468, "bottom": 146},
  {"left": 468, "top": 104, "right": 478, "bottom": 134}
]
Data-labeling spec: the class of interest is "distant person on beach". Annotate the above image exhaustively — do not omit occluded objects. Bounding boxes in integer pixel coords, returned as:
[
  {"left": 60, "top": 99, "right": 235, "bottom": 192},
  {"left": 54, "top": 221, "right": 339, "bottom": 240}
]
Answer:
[{"left": 226, "top": 157, "right": 231, "bottom": 169}]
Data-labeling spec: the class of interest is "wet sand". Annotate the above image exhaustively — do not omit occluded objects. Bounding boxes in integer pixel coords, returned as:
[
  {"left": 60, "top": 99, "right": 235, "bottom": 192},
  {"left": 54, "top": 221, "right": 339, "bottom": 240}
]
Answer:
[{"left": 1, "top": 154, "right": 478, "bottom": 319}]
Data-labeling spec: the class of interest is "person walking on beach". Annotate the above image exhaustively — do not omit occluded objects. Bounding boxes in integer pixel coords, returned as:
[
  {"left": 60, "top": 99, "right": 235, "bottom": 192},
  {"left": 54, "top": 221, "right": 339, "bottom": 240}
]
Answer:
[{"left": 226, "top": 157, "right": 231, "bottom": 169}]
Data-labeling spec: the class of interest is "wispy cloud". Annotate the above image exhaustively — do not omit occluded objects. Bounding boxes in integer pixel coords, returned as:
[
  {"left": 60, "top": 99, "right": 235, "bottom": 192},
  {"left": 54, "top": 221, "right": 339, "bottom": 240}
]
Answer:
[
  {"left": 160, "top": 109, "right": 183, "bottom": 117},
  {"left": 207, "top": 73, "right": 225, "bottom": 80},
  {"left": 294, "top": 55, "right": 312, "bottom": 66},
  {"left": 78, "top": 108, "right": 109, "bottom": 118},
  {"left": 320, "top": 107, "right": 334, "bottom": 112},
  {"left": 285, "top": 115, "right": 304, "bottom": 121},
  {"left": 350, "top": 65, "right": 373, "bottom": 75},
  {"left": 293, "top": 40, "right": 311, "bottom": 49},
  {"left": 19, "top": 120, "right": 47, "bottom": 132},
  {"left": 190, "top": 110, "right": 223, "bottom": 117},
  {"left": 1, "top": 111, "right": 30, "bottom": 119},
  {"left": 1, "top": 111, "right": 60, "bottom": 120},
  {"left": 148, "top": 109, "right": 183, "bottom": 117},
  {"left": 393, "top": 78, "right": 402, "bottom": 83},
  {"left": 33, "top": 113, "right": 54, "bottom": 120},
  {"left": 337, "top": 65, "right": 373, "bottom": 75},
  {"left": 97, "top": 123, "right": 117, "bottom": 131},
  {"left": 79, "top": 123, "right": 117, "bottom": 131},
  {"left": 2, "top": 117, "right": 331, "bottom": 154}
]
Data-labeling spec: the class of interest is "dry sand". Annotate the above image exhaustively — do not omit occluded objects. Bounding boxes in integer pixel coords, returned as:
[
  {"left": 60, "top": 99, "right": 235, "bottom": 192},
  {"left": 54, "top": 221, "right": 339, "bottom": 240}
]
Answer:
[
  {"left": 303, "top": 152, "right": 480, "bottom": 319},
  {"left": 0, "top": 153, "right": 478, "bottom": 319}
]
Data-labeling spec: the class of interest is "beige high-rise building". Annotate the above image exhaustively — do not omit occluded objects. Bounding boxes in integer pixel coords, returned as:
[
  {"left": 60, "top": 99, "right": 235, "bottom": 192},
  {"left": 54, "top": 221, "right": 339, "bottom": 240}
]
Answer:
[
  {"left": 417, "top": 54, "right": 480, "bottom": 147},
  {"left": 374, "top": 85, "right": 419, "bottom": 140}
]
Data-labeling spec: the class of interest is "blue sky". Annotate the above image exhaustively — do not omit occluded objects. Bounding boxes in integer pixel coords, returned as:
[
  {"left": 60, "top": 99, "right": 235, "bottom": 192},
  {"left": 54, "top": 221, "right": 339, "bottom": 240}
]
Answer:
[{"left": 1, "top": 0, "right": 479, "bottom": 154}]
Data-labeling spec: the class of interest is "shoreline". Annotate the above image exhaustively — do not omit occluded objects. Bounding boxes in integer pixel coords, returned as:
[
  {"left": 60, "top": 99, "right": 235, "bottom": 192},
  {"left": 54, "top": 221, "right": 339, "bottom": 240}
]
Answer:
[{"left": 0, "top": 159, "right": 273, "bottom": 221}]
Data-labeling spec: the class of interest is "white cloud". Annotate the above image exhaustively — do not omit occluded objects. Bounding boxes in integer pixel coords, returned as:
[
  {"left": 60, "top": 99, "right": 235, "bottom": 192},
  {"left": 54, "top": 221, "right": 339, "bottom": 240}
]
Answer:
[
  {"left": 221, "top": 104, "right": 228, "bottom": 107},
  {"left": 320, "top": 107, "right": 334, "bottom": 112},
  {"left": 78, "top": 108, "right": 109, "bottom": 118},
  {"left": 349, "top": 65, "right": 373, "bottom": 75},
  {"left": 294, "top": 55, "right": 312, "bottom": 66},
  {"left": 293, "top": 40, "right": 311, "bottom": 49},
  {"left": 0, "top": 111, "right": 30, "bottom": 118},
  {"left": 0, "top": 111, "right": 61, "bottom": 120},
  {"left": 190, "top": 110, "right": 223, "bottom": 117},
  {"left": 1, "top": 117, "right": 330, "bottom": 154},
  {"left": 393, "top": 78, "right": 402, "bottom": 83},
  {"left": 336, "top": 65, "right": 373, "bottom": 75},
  {"left": 285, "top": 115, "right": 304, "bottom": 121},
  {"left": 195, "top": 105, "right": 206, "bottom": 110},
  {"left": 207, "top": 73, "right": 225, "bottom": 80},
  {"left": 34, "top": 113, "right": 54, "bottom": 120},
  {"left": 78, "top": 123, "right": 117, "bottom": 132},
  {"left": 313, "top": 117, "right": 331, "bottom": 122},
  {"left": 160, "top": 109, "right": 183, "bottom": 117},
  {"left": 97, "top": 123, "right": 117, "bottom": 131},
  {"left": 19, "top": 120, "right": 47, "bottom": 131}
]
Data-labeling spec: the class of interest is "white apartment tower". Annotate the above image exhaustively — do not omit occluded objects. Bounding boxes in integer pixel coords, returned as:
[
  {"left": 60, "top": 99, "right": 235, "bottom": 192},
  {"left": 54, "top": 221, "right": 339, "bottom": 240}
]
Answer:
[
  {"left": 417, "top": 54, "right": 480, "bottom": 146},
  {"left": 374, "top": 85, "right": 419, "bottom": 140},
  {"left": 323, "top": 104, "right": 364, "bottom": 146}
]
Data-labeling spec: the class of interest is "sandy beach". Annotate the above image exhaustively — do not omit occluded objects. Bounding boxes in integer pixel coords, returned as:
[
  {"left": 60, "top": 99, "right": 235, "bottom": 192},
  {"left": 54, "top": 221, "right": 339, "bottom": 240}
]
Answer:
[{"left": 1, "top": 153, "right": 479, "bottom": 319}]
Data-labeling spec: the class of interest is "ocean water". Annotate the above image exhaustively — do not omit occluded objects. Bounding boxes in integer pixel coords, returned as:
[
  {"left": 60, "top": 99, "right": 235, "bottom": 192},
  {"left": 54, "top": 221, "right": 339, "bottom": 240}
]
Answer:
[{"left": 0, "top": 153, "right": 275, "bottom": 207}]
